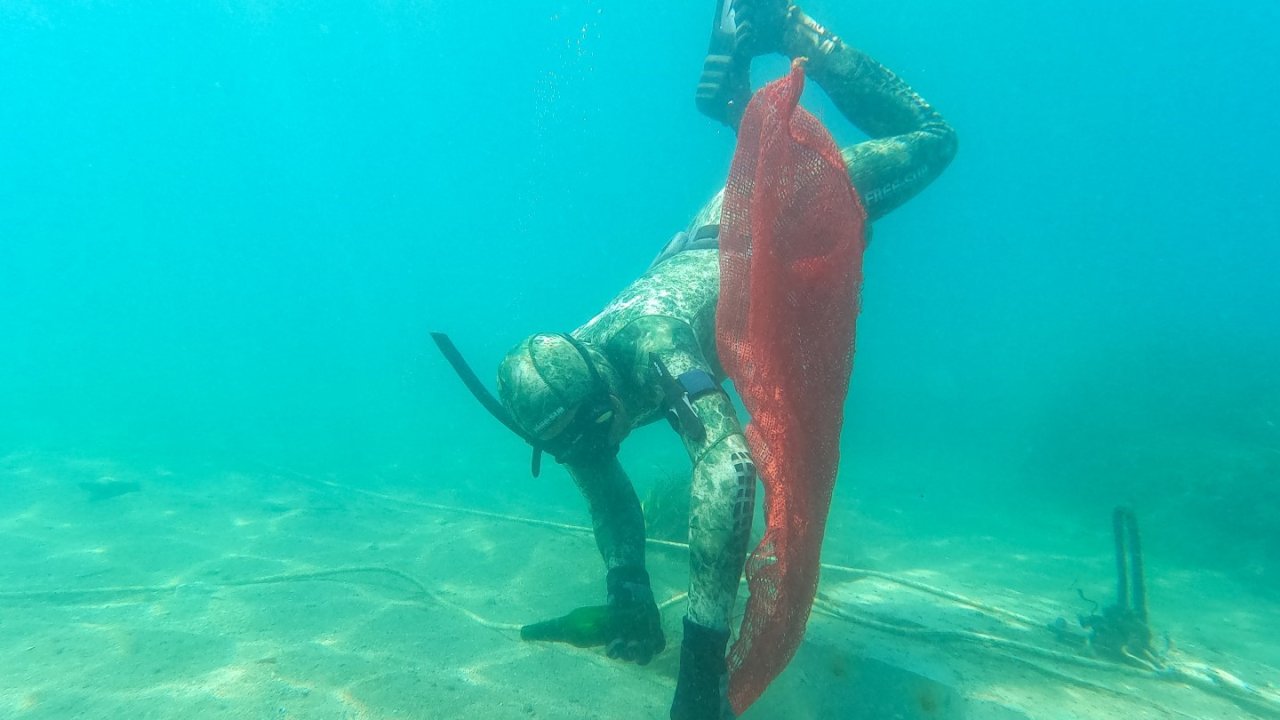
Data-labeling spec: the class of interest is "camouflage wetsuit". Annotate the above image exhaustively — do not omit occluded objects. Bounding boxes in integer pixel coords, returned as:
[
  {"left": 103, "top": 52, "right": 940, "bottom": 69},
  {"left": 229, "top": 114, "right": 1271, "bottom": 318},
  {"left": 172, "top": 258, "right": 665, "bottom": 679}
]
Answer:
[{"left": 568, "top": 9, "right": 956, "bottom": 634}]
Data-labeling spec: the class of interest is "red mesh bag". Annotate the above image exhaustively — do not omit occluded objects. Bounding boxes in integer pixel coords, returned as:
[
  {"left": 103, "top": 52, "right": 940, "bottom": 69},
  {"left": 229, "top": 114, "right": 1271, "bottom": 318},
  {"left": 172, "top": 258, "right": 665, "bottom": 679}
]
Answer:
[{"left": 715, "top": 59, "right": 867, "bottom": 714}]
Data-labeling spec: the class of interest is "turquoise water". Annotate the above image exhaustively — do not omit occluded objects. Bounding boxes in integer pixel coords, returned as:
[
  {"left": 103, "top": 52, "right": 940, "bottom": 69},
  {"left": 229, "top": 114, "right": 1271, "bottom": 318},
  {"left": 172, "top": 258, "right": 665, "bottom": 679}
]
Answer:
[{"left": 2, "top": 1, "right": 1278, "bottom": 718}]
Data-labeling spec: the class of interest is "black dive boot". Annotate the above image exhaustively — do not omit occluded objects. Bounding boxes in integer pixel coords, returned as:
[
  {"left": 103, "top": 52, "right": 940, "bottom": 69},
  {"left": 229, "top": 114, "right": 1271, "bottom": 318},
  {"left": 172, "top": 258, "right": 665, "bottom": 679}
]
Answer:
[{"left": 670, "top": 617, "right": 735, "bottom": 720}]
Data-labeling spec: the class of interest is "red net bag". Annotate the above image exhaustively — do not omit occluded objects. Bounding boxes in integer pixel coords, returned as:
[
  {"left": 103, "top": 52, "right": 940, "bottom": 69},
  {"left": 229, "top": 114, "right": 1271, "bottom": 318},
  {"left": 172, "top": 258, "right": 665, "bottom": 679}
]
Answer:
[{"left": 715, "top": 59, "right": 867, "bottom": 714}]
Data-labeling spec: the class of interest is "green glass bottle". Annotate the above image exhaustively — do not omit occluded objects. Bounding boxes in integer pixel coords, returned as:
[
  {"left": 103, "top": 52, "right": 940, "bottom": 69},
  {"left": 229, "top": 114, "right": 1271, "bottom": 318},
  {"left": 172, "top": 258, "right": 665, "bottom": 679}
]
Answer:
[{"left": 520, "top": 605, "right": 616, "bottom": 648}]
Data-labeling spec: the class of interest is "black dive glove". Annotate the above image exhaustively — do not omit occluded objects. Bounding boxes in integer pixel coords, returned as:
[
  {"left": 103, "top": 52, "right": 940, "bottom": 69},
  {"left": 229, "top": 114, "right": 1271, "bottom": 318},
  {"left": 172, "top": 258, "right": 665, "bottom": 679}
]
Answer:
[
  {"left": 605, "top": 566, "right": 666, "bottom": 665},
  {"left": 671, "top": 617, "right": 735, "bottom": 720}
]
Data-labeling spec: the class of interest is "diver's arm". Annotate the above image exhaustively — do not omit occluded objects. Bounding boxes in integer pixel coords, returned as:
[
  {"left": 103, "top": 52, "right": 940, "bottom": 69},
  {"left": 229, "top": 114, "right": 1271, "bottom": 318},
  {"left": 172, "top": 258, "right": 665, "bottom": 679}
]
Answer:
[
  {"left": 564, "top": 455, "right": 647, "bottom": 574},
  {"left": 784, "top": 7, "right": 958, "bottom": 220},
  {"left": 564, "top": 453, "right": 666, "bottom": 665}
]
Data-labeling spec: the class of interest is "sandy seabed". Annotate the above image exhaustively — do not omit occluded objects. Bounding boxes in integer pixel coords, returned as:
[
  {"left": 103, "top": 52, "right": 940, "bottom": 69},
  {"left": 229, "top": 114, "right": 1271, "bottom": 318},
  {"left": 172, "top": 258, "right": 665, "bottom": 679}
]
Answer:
[{"left": 1, "top": 452, "right": 1276, "bottom": 720}]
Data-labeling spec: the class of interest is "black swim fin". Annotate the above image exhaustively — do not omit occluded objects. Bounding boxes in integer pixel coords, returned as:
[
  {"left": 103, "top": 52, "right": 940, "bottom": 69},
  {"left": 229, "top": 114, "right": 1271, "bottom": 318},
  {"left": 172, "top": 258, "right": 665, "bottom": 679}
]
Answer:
[{"left": 695, "top": 0, "right": 751, "bottom": 128}]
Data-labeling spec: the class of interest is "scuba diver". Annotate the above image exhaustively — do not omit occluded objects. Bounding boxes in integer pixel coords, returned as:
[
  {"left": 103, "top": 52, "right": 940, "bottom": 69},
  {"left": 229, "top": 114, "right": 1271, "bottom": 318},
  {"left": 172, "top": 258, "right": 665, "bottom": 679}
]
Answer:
[{"left": 436, "top": 2, "right": 956, "bottom": 718}]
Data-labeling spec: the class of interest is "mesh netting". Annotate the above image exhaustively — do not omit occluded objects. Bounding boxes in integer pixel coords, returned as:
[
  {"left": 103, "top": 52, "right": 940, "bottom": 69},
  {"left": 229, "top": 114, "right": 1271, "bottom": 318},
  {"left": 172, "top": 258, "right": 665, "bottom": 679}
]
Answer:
[{"left": 715, "top": 59, "right": 867, "bottom": 715}]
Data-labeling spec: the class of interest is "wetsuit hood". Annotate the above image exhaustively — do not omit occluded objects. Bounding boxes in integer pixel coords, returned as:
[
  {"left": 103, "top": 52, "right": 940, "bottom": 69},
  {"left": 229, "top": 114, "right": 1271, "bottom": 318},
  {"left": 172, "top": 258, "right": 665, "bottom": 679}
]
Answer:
[
  {"left": 497, "top": 333, "right": 626, "bottom": 469},
  {"left": 431, "top": 331, "right": 624, "bottom": 477}
]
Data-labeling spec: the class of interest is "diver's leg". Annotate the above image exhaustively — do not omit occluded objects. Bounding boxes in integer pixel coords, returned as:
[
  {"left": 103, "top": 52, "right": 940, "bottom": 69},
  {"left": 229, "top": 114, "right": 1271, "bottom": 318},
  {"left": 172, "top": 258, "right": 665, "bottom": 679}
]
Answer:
[
  {"left": 683, "top": 4, "right": 956, "bottom": 234},
  {"left": 784, "top": 7, "right": 958, "bottom": 220}
]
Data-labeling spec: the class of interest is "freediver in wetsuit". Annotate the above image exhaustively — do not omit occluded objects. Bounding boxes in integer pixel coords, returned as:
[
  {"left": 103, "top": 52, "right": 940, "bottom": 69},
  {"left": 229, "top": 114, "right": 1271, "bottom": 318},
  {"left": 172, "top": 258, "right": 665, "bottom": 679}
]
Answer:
[{"left": 490, "top": 3, "right": 957, "bottom": 718}]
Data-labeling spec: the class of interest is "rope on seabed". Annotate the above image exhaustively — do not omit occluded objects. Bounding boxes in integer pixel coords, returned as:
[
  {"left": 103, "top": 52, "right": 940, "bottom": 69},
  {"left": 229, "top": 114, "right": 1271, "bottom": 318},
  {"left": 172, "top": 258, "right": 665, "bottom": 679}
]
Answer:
[
  {"left": 0, "top": 559, "right": 691, "bottom": 635},
  {"left": 813, "top": 596, "right": 1280, "bottom": 719},
  {"left": 296, "top": 473, "right": 1040, "bottom": 627},
  {"left": 0, "top": 566, "right": 442, "bottom": 606},
  {"left": 300, "top": 474, "right": 1280, "bottom": 718},
  {"left": 812, "top": 597, "right": 1198, "bottom": 720}
]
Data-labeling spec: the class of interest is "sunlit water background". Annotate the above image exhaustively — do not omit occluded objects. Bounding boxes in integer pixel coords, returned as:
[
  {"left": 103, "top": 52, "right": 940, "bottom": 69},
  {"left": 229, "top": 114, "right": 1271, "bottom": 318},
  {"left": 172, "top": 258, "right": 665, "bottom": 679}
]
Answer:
[{"left": 2, "top": 0, "right": 1277, "bottom": 615}]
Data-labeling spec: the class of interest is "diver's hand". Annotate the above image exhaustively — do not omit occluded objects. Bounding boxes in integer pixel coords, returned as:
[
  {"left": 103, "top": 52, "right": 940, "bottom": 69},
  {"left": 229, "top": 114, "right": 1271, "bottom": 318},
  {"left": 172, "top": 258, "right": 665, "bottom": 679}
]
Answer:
[
  {"left": 734, "top": 0, "right": 792, "bottom": 58},
  {"left": 605, "top": 566, "right": 666, "bottom": 665}
]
